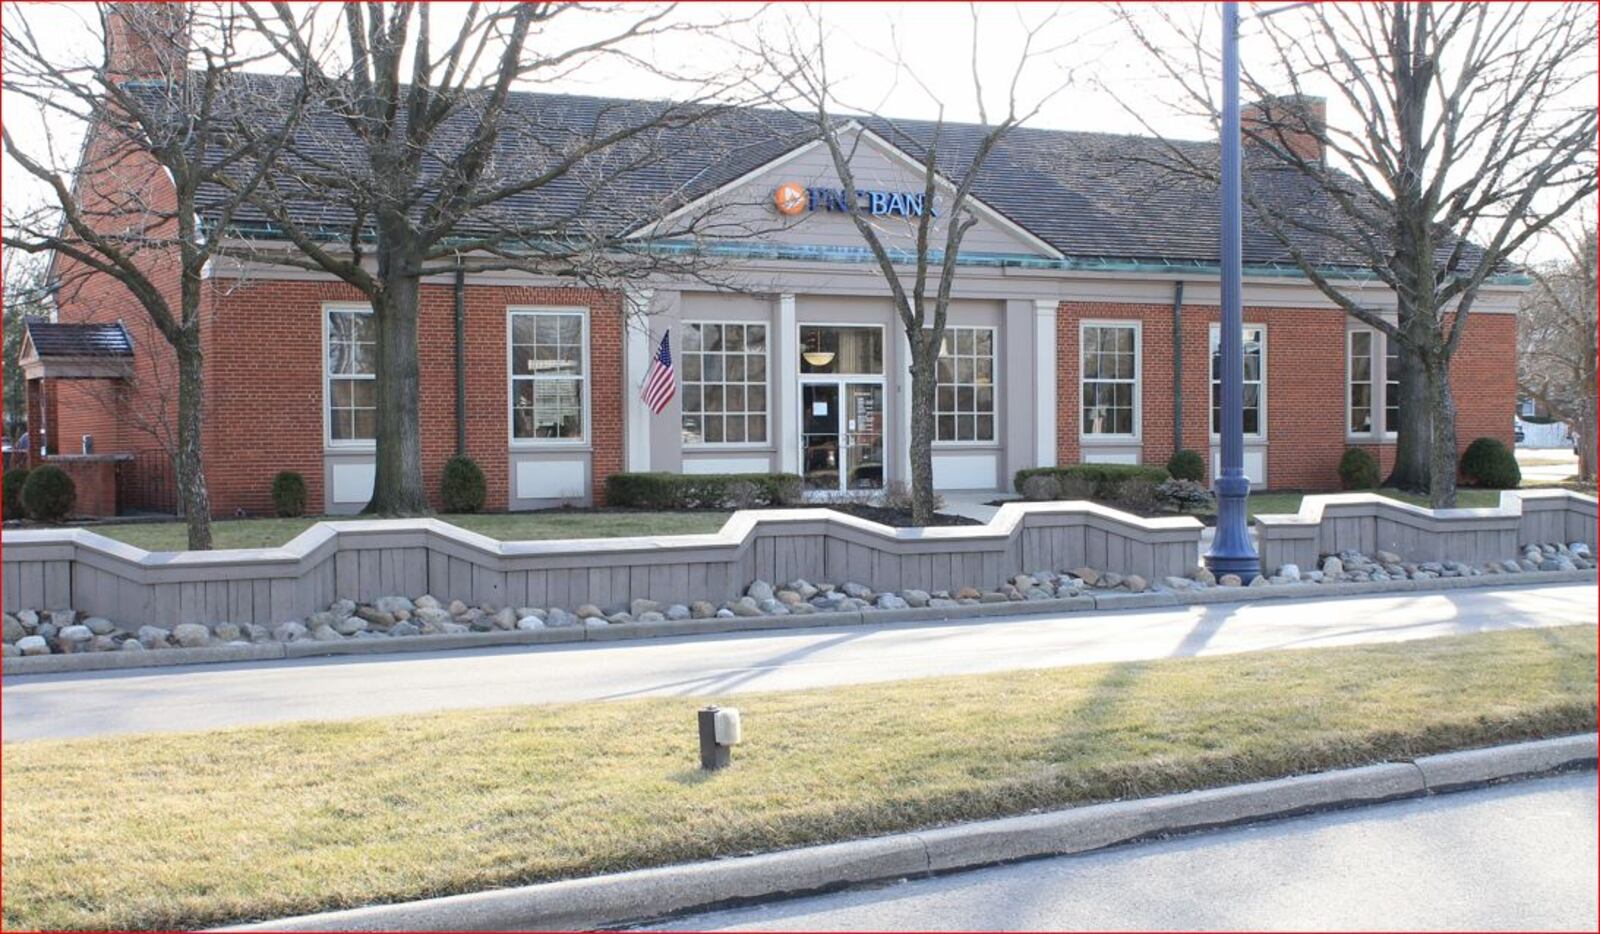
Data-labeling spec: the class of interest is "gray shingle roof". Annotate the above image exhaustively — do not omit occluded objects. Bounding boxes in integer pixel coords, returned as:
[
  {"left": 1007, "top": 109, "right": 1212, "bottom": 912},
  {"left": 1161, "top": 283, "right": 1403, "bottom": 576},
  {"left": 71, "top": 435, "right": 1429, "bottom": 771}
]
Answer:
[
  {"left": 23, "top": 319, "right": 134, "bottom": 358},
  {"left": 147, "top": 75, "right": 1486, "bottom": 275}
]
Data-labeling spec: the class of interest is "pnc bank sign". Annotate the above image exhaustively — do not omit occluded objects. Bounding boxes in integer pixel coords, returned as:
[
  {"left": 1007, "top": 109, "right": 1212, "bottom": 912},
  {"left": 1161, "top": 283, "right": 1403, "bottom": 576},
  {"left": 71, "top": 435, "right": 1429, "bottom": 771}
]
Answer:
[{"left": 774, "top": 181, "right": 938, "bottom": 219}]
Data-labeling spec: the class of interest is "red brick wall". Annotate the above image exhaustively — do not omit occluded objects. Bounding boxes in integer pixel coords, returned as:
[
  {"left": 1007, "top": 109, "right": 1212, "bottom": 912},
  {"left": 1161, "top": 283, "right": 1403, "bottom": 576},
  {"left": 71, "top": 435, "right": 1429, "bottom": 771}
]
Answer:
[
  {"left": 198, "top": 277, "right": 624, "bottom": 516},
  {"left": 1056, "top": 301, "right": 1516, "bottom": 490}
]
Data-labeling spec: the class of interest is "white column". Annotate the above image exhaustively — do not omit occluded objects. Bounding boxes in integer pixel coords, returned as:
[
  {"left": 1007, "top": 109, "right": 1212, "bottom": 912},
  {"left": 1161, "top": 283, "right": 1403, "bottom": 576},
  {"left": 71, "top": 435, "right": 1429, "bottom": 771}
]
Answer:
[
  {"left": 776, "top": 293, "right": 800, "bottom": 474},
  {"left": 624, "top": 289, "right": 655, "bottom": 473},
  {"left": 898, "top": 328, "right": 913, "bottom": 485},
  {"left": 1033, "top": 299, "right": 1058, "bottom": 469}
]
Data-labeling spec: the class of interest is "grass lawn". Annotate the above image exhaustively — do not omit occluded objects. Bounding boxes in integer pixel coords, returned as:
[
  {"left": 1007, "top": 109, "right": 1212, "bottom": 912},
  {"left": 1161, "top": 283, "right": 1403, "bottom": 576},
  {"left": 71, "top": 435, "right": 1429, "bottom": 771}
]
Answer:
[
  {"left": 75, "top": 510, "right": 733, "bottom": 551},
  {"left": 3, "top": 625, "right": 1594, "bottom": 931}
]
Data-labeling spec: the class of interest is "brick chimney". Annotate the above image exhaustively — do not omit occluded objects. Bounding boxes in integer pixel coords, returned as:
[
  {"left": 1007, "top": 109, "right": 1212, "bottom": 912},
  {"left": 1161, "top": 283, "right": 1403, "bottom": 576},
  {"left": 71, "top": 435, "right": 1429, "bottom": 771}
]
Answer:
[
  {"left": 105, "top": 3, "right": 189, "bottom": 82},
  {"left": 1242, "top": 94, "right": 1326, "bottom": 164}
]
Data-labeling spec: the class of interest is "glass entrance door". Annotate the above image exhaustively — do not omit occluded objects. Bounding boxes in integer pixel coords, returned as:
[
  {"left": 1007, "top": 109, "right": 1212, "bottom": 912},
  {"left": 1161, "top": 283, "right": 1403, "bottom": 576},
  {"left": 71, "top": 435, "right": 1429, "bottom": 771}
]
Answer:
[{"left": 800, "top": 380, "right": 884, "bottom": 492}]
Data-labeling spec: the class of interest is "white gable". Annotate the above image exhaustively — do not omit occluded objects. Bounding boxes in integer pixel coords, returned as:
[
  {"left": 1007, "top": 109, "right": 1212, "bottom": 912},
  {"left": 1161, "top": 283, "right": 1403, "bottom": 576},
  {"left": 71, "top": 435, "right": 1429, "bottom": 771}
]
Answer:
[{"left": 640, "top": 125, "right": 1060, "bottom": 261}]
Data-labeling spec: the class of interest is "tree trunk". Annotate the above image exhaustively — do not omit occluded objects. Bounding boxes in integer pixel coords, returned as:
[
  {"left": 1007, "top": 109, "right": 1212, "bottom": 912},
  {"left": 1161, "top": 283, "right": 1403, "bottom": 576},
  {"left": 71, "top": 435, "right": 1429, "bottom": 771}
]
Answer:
[
  {"left": 365, "top": 268, "right": 432, "bottom": 516},
  {"left": 906, "top": 345, "right": 937, "bottom": 527},
  {"left": 174, "top": 329, "right": 214, "bottom": 550},
  {"left": 1422, "top": 352, "right": 1459, "bottom": 508},
  {"left": 1578, "top": 406, "right": 1596, "bottom": 482},
  {"left": 1385, "top": 340, "right": 1432, "bottom": 492}
]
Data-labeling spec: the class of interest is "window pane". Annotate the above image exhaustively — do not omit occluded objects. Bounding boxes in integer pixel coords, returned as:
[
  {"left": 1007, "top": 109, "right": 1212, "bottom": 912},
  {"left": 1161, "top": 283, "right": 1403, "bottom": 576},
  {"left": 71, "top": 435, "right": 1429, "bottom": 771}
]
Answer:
[
  {"left": 726, "top": 355, "right": 745, "bottom": 381},
  {"left": 683, "top": 324, "right": 703, "bottom": 352},
  {"left": 682, "top": 386, "right": 701, "bottom": 413},
  {"left": 748, "top": 385, "right": 766, "bottom": 412},
  {"left": 748, "top": 354, "right": 766, "bottom": 381},
  {"left": 746, "top": 325, "right": 766, "bottom": 352},
  {"left": 351, "top": 408, "right": 376, "bottom": 440},
  {"left": 726, "top": 417, "right": 746, "bottom": 443},
  {"left": 704, "top": 416, "right": 723, "bottom": 443},
  {"left": 682, "top": 354, "right": 702, "bottom": 381},
  {"left": 704, "top": 325, "right": 723, "bottom": 351},
  {"left": 682, "top": 415, "right": 703, "bottom": 444},
  {"left": 703, "top": 355, "right": 723, "bottom": 381},
  {"left": 726, "top": 386, "right": 745, "bottom": 412},
  {"left": 725, "top": 326, "right": 745, "bottom": 352},
  {"left": 939, "top": 414, "right": 956, "bottom": 439},
  {"left": 747, "top": 414, "right": 767, "bottom": 443},
  {"left": 975, "top": 414, "right": 993, "bottom": 441},
  {"left": 1351, "top": 355, "right": 1371, "bottom": 381}
]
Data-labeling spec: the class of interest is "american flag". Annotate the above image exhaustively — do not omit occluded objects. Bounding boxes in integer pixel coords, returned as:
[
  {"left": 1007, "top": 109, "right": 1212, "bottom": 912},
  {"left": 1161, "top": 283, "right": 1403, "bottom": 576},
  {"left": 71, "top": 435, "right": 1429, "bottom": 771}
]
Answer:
[{"left": 641, "top": 331, "right": 676, "bottom": 414}]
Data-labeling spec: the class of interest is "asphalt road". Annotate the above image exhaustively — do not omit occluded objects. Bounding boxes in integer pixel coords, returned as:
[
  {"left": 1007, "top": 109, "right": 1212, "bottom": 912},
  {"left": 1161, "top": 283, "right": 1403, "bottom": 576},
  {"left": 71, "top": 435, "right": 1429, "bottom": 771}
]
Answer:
[
  {"left": 4, "top": 582, "right": 1594, "bottom": 742},
  {"left": 646, "top": 772, "right": 1600, "bottom": 932}
]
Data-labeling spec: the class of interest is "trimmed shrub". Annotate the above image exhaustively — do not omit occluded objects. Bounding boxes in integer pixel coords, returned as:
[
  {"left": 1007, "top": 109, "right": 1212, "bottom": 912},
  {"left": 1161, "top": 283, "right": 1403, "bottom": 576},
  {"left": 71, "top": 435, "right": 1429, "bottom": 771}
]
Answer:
[
  {"left": 271, "top": 471, "right": 308, "bottom": 518},
  {"left": 3, "top": 467, "right": 30, "bottom": 520},
  {"left": 1013, "top": 464, "right": 1170, "bottom": 501},
  {"left": 1020, "top": 474, "right": 1061, "bottom": 501},
  {"left": 1158, "top": 477, "right": 1214, "bottom": 512},
  {"left": 20, "top": 465, "right": 75, "bottom": 523},
  {"left": 441, "top": 456, "right": 487, "bottom": 513},
  {"left": 1166, "top": 449, "right": 1206, "bottom": 482},
  {"left": 1461, "top": 437, "right": 1521, "bottom": 489},
  {"left": 1338, "top": 447, "right": 1380, "bottom": 490},
  {"left": 1110, "top": 477, "right": 1162, "bottom": 512},
  {"left": 605, "top": 472, "right": 805, "bottom": 510}
]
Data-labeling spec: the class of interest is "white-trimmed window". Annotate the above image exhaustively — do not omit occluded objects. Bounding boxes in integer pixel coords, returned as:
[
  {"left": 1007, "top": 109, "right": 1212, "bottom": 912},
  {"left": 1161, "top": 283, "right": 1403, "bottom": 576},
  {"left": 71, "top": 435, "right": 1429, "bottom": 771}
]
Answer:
[
  {"left": 510, "top": 309, "right": 586, "bottom": 442},
  {"left": 325, "top": 304, "right": 376, "bottom": 445},
  {"left": 1347, "top": 327, "right": 1401, "bottom": 438},
  {"left": 682, "top": 321, "right": 768, "bottom": 445},
  {"left": 1210, "top": 324, "right": 1266, "bottom": 437},
  {"left": 935, "top": 326, "right": 997, "bottom": 442},
  {"left": 1080, "top": 322, "right": 1139, "bottom": 437}
]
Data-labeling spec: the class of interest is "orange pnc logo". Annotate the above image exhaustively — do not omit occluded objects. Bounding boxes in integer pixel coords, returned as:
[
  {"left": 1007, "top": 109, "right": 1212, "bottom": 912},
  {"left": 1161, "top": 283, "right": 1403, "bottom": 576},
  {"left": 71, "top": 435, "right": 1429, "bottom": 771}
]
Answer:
[{"left": 773, "top": 181, "right": 807, "bottom": 216}]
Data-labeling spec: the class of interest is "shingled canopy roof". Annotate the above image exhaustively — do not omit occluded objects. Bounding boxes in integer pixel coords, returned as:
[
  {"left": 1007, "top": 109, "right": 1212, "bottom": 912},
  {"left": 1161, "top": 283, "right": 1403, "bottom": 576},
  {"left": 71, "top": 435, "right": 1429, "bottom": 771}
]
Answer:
[
  {"left": 19, "top": 318, "right": 134, "bottom": 380},
  {"left": 139, "top": 75, "right": 1504, "bottom": 279}
]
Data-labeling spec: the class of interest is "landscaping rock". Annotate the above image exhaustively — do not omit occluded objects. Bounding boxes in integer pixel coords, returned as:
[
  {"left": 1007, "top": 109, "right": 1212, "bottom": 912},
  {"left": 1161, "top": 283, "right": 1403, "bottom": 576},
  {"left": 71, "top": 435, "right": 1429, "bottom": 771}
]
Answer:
[
  {"left": 727, "top": 597, "right": 763, "bottom": 618},
  {"left": 307, "top": 611, "right": 338, "bottom": 630},
  {"left": 139, "top": 625, "right": 173, "bottom": 648},
  {"left": 1248, "top": 575, "right": 1268, "bottom": 587},
  {"left": 355, "top": 607, "right": 396, "bottom": 629},
  {"left": 15, "top": 610, "right": 39, "bottom": 630},
  {"left": 330, "top": 598, "right": 358, "bottom": 620},
  {"left": 243, "top": 623, "right": 272, "bottom": 643},
  {"left": 492, "top": 607, "right": 519, "bottom": 630},
  {"left": 585, "top": 618, "right": 609, "bottom": 629},
  {"left": 876, "top": 593, "right": 909, "bottom": 610},
  {"left": 448, "top": 599, "right": 469, "bottom": 617},
  {"left": 979, "top": 591, "right": 1009, "bottom": 604},
  {"left": 546, "top": 608, "right": 578, "bottom": 628},
  {"left": 332, "top": 615, "right": 368, "bottom": 636},
  {"left": 120, "top": 639, "right": 145, "bottom": 652},
  {"left": 56, "top": 625, "right": 93, "bottom": 652},
  {"left": 776, "top": 590, "right": 804, "bottom": 606},
  {"left": 665, "top": 604, "right": 692, "bottom": 621},
  {"left": 35, "top": 623, "right": 56, "bottom": 643},
  {"left": 173, "top": 623, "right": 212, "bottom": 648},
  {"left": 45, "top": 609, "right": 76, "bottom": 628},
  {"left": 1321, "top": 556, "right": 1343, "bottom": 577},
  {"left": 1191, "top": 567, "right": 1216, "bottom": 587},
  {"left": 91, "top": 634, "right": 120, "bottom": 652},
  {"left": 1164, "top": 576, "right": 1193, "bottom": 591},
  {"left": 746, "top": 580, "right": 775, "bottom": 602},
  {"left": 1101, "top": 572, "right": 1124, "bottom": 590},
  {"left": 842, "top": 581, "right": 873, "bottom": 599},
  {"left": 756, "top": 598, "right": 788, "bottom": 615},
  {"left": 212, "top": 622, "right": 242, "bottom": 642},
  {"left": 690, "top": 600, "right": 717, "bottom": 619},
  {"left": 788, "top": 579, "right": 819, "bottom": 600},
  {"left": 414, "top": 607, "right": 453, "bottom": 628},
  {"left": 631, "top": 598, "right": 663, "bottom": 617},
  {"left": 716, "top": 608, "right": 736, "bottom": 618},
  {"left": 1570, "top": 542, "right": 1591, "bottom": 558},
  {"left": 415, "top": 594, "right": 442, "bottom": 610},
  {"left": 1376, "top": 550, "right": 1403, "bottom": 564},
  {"left": 955, "top": 586, "right": 982, "bottom": 601},
  {"left": 3, "top": 614, "right": 25, "bottom": 643},
  {"left": 374, "top": 595, "right": 414, "bottom": 616},
  {"left": 310, "top": 624, "right": 343, "bottom": 642},
  {"left": 390, "top": 621, "right": 420, "bottom": 637},
  {"left": 637, "top": 611, "right": 667, "bottom": 623},
  {"left": 439, "top": 621, "right": 470, "bottom": 635},
  {"left": 83, "top": 616, "right": 116, "bottom": 636},
  {"left": 17, "top": 635, "right": 49, "bottom": 656},
  {"left": 1025, "top": 587, "right": 1053, "bottom": 601},
  {"left": 1070, "top": 567, "right": 1101, "bottom": 587},
  {"left": 1278, "top": 563, "right": 1301, "bottom": 582},
  {"left": 1124, "top": 574, "right": 1148, "bottom": 593}
]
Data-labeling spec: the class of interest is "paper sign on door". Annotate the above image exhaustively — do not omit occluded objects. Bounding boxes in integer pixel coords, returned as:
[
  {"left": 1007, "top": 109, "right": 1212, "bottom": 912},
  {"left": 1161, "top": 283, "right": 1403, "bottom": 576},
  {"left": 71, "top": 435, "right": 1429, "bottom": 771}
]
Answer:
[{"left": 812, "top": 401, "right": 828, "bottom": 417}]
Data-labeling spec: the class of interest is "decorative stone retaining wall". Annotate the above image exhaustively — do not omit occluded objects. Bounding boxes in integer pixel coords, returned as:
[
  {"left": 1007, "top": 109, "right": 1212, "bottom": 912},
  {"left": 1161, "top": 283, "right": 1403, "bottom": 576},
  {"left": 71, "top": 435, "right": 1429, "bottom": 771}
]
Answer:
[
  {"left": 1254, "top": 490, "right": 1599, "bottom": 573},
  {"left": 1, "top": 504, "right": 1202, "bottom": 629}
]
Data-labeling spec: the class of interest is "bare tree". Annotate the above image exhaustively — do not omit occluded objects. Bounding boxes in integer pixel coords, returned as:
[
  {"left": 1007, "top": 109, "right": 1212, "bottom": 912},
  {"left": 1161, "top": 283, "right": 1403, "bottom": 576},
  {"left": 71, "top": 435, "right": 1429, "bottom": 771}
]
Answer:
[
  {"left": 1117, "top": 2, "right": 1597, "bottom": 506},
  {"left": 1, "top": 248, "right": 51, "bottom": 444},
  {"left": 230, "top": 2, "right": 762, "bottom": 515},
  {"left": 746, "top": 6, "right": 1074, "bottom": 524},
  {"left": 1518, "top": 221, "right": 1596, "bottom": 481},
  {"left": 2, "top": 2, "right": 307, "bottom": 548}
]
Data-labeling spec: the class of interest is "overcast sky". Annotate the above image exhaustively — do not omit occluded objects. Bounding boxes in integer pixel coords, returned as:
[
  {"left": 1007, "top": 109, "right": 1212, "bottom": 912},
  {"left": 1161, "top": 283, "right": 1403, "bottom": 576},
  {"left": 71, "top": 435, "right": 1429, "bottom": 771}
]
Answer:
[{"left": 2, "top": 2, "right": 1591, "bottom": 263}]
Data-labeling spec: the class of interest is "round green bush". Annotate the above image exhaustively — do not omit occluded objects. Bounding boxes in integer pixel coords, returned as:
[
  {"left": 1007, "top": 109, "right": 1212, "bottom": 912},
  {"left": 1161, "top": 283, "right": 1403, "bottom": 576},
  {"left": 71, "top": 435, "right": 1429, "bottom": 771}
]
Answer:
[
  {"left": 21, "top": 465, "right": 75, "bottom": 522},
  {"left": 1338, "top": 447, "right": 1380, "bottom": 490},
  {"left": 271, "top": 470, "right": 308, "bottom": 518},
  {"left": 1166, "top": 449, "right": 1206, "bottom": 482},
  {"left": 3, "top": 467, "right": 31, "bottom": 520},
  {"left": 1461, "top": 437, "right": 1521, "bottom": 489},
  {"left": 441, "top": 455, "right": 487, "bottom": 513}
]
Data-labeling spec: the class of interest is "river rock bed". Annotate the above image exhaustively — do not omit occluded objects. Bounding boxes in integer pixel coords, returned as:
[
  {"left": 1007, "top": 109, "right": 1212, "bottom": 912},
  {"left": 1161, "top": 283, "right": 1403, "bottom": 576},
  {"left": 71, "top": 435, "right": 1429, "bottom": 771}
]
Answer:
[{"left": 3, "top": 541, "right": 1589, "bottom": 657}]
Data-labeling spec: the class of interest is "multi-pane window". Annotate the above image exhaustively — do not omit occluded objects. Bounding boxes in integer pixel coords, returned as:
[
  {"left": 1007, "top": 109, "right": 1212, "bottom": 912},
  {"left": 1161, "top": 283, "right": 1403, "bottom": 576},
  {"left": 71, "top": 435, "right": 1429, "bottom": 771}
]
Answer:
[
  {"left": 510, "top": 310, "right": 585, "bottom": 441},
  {"left": 1348, "top": 328, "right": 1401, "bottom": 437},
  {"left": 935, "top": 326, "right": 996, "bottom": 442},
  {"left": 1080, "top": 323, "right": 1139, "bottom": 436},
  {"left": 326, "top": 306, "right": 376, "bottom": 443},
  {"left": 1210, "top": 325, "right": 1265, "bottom": 436},
  {"left": 682, "top": 322, "right": 768, "bottom": 444}
]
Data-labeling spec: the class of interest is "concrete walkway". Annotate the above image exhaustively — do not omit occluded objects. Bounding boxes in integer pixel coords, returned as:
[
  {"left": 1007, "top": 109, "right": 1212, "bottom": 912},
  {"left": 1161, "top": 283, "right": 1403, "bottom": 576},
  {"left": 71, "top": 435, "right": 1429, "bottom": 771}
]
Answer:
[
  {"left": 646, "top": 771, "right": 1598, "bottom": 932},
  {"left": 5, "top": 581, "right": 1592, "bottom": 742}
]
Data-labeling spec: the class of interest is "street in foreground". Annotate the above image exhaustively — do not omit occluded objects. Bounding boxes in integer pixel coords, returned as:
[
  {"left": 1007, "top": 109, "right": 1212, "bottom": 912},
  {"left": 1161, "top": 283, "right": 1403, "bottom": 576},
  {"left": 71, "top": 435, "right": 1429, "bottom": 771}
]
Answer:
[
  {"left": 647, "top": 772, "right": 1599, "bottom": 932},
  {"left": 5, "top": 582, "right": 1594, "bottom": 741}
]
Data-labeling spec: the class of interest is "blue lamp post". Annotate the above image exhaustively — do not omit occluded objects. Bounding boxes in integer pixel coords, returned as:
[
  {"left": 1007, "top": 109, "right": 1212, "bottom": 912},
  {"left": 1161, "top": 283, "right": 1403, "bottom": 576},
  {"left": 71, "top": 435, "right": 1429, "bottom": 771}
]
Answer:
[{"left": 1204, "top": 0, "right": 1262, "bottom": 580}]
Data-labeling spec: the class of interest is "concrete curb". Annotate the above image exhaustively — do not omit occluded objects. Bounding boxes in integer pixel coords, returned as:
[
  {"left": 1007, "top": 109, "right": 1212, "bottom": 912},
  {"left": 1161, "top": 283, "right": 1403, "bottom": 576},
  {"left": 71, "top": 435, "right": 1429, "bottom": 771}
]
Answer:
[
  {"left": 10, "top": 568, "right": 1594, "bottom": 678},
  {"left": 216, "top": 734, "right": 1598, "bottom": 932}
]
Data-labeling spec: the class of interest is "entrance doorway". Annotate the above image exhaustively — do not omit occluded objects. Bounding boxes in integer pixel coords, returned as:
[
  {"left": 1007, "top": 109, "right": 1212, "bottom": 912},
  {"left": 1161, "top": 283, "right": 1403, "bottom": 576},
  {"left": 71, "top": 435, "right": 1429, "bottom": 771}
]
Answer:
[{"left": 801, "top": 381, "right": 884, "bottom": 492}]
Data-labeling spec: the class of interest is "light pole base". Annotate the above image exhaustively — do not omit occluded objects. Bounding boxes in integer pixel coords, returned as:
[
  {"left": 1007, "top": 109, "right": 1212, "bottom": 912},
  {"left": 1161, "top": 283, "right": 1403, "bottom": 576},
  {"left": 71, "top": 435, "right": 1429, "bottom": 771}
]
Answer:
[{"left": 1204, "top": 472, "right": 1261, "bottom": 579}]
